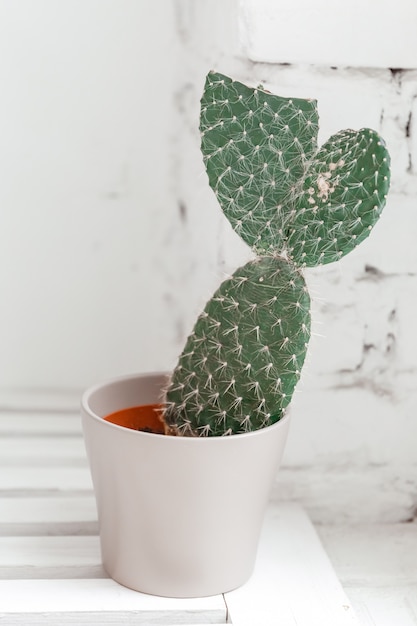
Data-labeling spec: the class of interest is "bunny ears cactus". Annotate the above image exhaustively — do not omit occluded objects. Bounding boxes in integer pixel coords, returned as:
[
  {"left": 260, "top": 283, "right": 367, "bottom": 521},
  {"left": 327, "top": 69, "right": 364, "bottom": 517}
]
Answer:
[{"left": 163, "top": 71, "right": 390, "bottom": 436}]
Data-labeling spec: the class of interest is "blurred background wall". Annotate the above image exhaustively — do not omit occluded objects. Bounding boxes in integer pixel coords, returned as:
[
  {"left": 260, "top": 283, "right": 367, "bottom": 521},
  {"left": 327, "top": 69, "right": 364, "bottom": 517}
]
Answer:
[{"left": 0, "top": 0, "right": 415, "bottom": 523}]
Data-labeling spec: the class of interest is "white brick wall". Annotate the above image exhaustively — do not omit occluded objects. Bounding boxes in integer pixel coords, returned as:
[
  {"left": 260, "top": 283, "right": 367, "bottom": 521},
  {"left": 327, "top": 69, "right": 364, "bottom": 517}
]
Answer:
[
  {"left": 174, "top": 0, "right": 417, "bottom": 523},
  {"left": 239, "top": 0, "right": 417, "bottom": 68}
]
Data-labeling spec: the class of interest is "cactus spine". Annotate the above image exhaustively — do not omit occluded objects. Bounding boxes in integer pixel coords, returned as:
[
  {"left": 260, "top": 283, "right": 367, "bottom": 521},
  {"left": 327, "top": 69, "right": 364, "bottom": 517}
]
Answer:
[{"left": 163, "top": 71, "right": 390, "bottom": 436}]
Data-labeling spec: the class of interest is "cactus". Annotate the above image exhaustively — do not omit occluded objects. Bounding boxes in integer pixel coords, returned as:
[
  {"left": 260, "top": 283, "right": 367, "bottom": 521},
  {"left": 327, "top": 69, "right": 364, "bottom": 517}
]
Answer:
[
  {"left": 163, "top": 71, "right": 390, "bottom": 436},
  {"left": 165, "top": 256, "right": 310, "bottom": 436}
]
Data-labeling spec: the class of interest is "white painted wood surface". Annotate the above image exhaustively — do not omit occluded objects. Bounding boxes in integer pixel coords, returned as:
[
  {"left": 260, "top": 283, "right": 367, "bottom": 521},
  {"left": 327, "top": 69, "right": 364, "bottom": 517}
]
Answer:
[
  {"left": 0, "top": 580, "right": 225, "bottom": 626},
  {"left": 226, "top": 505, "right": 359, "bottom": 626},
  {"left": 318, "top": 524, "right": 417, "bottom": 626},
  {"left": 1, "top": 408, "right": 416, "bottom": 624}
]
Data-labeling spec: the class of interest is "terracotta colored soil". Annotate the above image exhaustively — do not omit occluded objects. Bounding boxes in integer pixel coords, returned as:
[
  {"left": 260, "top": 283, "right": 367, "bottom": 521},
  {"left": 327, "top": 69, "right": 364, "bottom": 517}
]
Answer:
[{"left": 104, "top": 404, "right": 166, "bottom": 434}]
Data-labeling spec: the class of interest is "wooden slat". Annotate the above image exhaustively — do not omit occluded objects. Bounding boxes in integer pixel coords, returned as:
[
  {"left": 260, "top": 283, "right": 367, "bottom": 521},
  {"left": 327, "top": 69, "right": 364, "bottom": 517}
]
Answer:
[
  {"left": 0, "top": 467, "right": 93, "bottom": 493},
  {"left": 0, "top": 535, "right": 104, "bottom": 579},
  {"left": 0, "top": 412, "right": 81, "bottom": 436},
  {"left": 0, "top": 496, "right": 97, "bottom": 536},
  {"left": 0, "top": 436, "right": 87, "bottom": 466},
  {"left": 0, "top": 496, "right": 96, "bottom": 524},
  {"left": 0, "top": 579, "right": 227, "bottom": 625},
  {"left": 1, "top": 621, "right": 222, "bottom": 626},
  {"left": 0, "top": 390, "right": 79, "bottom": 414},
  {"left": 225, "top": 504, "right": 360, "bottom": 626}
]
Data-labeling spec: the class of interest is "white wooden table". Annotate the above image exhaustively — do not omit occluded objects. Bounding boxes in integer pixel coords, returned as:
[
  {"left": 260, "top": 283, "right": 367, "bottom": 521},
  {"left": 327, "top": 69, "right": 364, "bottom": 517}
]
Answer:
[{"left": 1, "top": 409, "right": 415, "bottom": 625}]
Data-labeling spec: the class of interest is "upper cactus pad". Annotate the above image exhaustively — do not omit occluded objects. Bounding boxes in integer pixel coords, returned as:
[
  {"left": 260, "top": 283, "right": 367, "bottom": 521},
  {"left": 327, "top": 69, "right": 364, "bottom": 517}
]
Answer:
[{"left": 200, "top": 72, "right": 319, "bottom": 253}]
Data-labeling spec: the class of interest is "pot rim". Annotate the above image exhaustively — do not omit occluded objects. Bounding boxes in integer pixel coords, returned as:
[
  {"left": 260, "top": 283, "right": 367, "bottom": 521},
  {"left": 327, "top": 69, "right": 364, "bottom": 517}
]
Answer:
[{"left": 81, "top": 371, "right": 290, "bottom": 443}]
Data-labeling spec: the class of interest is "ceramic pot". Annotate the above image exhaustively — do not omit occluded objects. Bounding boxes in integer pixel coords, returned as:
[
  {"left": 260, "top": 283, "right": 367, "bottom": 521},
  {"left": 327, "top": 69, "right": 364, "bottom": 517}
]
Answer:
[{"left": 81, "top": 372, "right": 290, "bottom": 598}]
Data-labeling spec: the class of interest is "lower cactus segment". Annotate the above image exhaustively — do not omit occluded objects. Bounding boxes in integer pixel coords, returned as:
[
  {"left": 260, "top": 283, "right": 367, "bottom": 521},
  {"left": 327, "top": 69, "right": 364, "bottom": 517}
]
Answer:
[{"left": 164, "top": 256, "right": 311, "bottom": 436}]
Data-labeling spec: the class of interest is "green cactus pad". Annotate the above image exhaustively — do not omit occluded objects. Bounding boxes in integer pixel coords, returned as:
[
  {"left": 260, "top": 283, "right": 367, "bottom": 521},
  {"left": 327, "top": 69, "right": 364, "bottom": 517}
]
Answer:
[
  {"left": 200, "top": 71, "right": 319, "bottom": 253},
  {"left": 165, "top": 256, "right": 310, "bottom": 436},
  {"left": 288, "top": 128, "right": 391, "bottom": 266}
]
